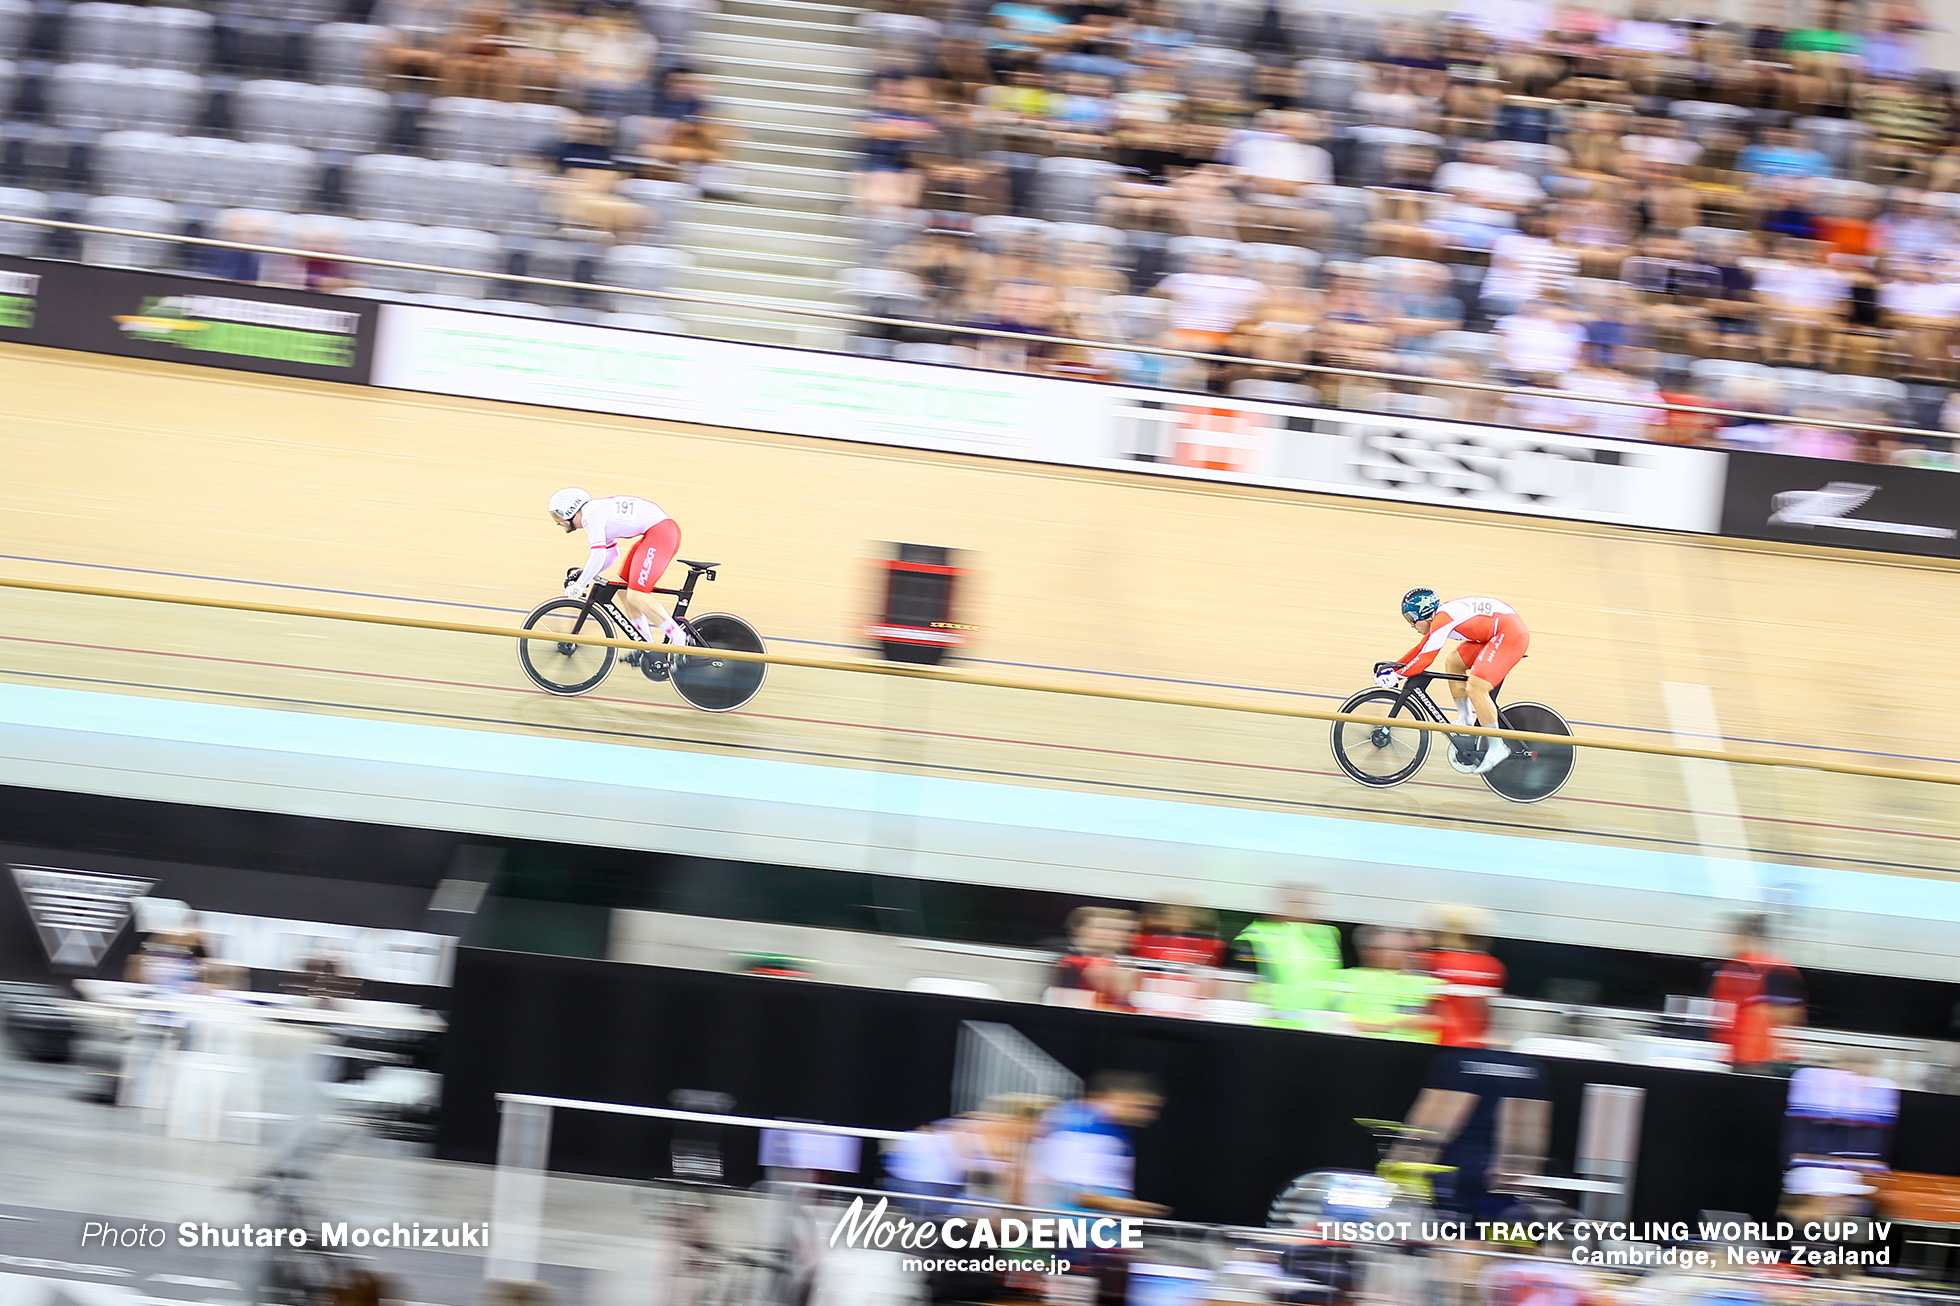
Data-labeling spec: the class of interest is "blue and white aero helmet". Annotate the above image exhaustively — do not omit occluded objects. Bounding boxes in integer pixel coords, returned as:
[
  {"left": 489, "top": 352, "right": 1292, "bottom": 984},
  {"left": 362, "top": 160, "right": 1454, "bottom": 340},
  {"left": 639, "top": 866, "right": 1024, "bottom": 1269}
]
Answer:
[{"left": 1400, "top": 588, "right": 1441, "bottom": 621}]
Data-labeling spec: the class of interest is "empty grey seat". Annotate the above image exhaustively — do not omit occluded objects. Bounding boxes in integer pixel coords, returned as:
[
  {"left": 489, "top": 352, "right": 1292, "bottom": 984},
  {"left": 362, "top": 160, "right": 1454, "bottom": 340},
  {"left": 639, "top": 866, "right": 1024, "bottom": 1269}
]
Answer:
[
  {"left": 313, "top": 84, "right": 388, "bottom": 152},
  {"left": 96, "top": 129, "right": 177, "bottom": 198},
  {"left": 169, "top": 135, "right": 238, "bottom": 205},
  {"left": 125, "top": 67, "right": 202, "bottom": 133},
  {"left": 421, "top": 224, "right": 501, "bottom": 297},
  {"left": 148, "top": 7, "right": 214, "bottom": 72},
  {"left": 1297, "top": 58, "right": 1363, "bottom": 113},
  {"left": 597, "top": 243, "right": 687, "bottom": 312},
  {"left": 971, "top": 214, "right": 1047, "bottom": 252},
  {"left": 0, "top": 186, "right": 48, "bottom": 255},
  {"left": 0, "top": 58, "right": 17, "bottom": 122},
  {"left": 427, "top": 159, "right": 507, "bottom": 229},
  {"left": 635, "top": 0, "right": 710, "bottom": 55},
  {"left": 236, "top": 78, "right": 311, "bottom": 145},
  {"left": 1034, "top": 157, "right": 1118, "bottom": 223},
  {"left": 236, "top": 141, "right": 317, "bottom": 212},
  {"left": 63, "top": 2, "right": 124, "bottom": 64},
  {"left": 514, "top": 236, "right": 599, "bottom": 304},
  {"left": 344, "top": 218, "right": 424, "bottom": 293},
  {"left": 349, "top": 154, "right": 428, "bottom": 223},
  {"left": 49, "top": 62, "right": 123, "bottom": 131},
  {"left": 1165, "top": 234, "right": 1238, "bottom": 270},
  {"left": 0, "top": 0, "right": 27, "bottom": 58},
  {"left": 498, "top": 101, "right": 574, "bottom": 164},
  {"left": 1181, "top": 45, "right": 1256, "bottom": 93},
  {"left": 616, "top": 178, "right": 689, "bottom": 230},
  {"left": 310, "top": 22, "right": 391, "bottom": 86},
  {"left": 426, "top": 96, "right": 500, "bottom": 162},
  {"left": 82, "top": 194, "right": 178, "bottom": 269},
  {"left": 1103, "top": 294, "right": 1169, "bottom": 344}
]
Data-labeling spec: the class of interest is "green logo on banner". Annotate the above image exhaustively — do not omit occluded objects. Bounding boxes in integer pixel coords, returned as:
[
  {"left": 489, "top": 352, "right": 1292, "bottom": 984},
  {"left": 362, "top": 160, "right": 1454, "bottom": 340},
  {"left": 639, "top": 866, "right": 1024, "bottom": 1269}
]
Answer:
[
  {"left": 0, "top": 269, "right": 41, "bottom": 329},
  {"left": 115, "top": 294, "right": 359, "bottom": 367}
]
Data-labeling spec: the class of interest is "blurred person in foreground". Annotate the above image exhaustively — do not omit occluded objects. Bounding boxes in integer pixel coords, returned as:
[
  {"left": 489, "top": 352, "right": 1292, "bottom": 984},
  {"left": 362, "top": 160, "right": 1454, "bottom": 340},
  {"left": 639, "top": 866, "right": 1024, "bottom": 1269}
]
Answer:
[
  {"left": 1707, "top": 912, "right": 1806, "bottom": 1075},
  {"left": 1049, "top": 905, "right": 1138, "bottom": 1010},
  {"left": 1419, "top": 905, "right": 1505, "bottom": 1049},
  {"left": 1389, "top": 1040, "right": 1549, "bottom": 1221},
  {"left": 1233, "top": 883, "right": 1344, "bottom": 1029},
  {"left": 886, "top": 1093, "right": 1052, "bottom": 1213},
  {"left": 1028, "top": 1072, "right": 1168, "bottom": 1305},
  {"left": 1027, "top": 1072, "right": 1168, "bottom": 1218},
  {"left": 1333, "top": 927, "right": 1439, "bottom": 1042}
]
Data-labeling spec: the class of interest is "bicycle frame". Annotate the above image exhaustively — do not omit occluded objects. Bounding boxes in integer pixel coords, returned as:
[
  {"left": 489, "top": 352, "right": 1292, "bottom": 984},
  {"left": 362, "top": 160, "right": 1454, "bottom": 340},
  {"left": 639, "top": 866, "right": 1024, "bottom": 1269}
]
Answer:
[
  {"left": 1383, "top": 669, "right": 1504, "bottom": 723},
  {"left": 562, "top": 563, "right": 716, "bottom": 641}
]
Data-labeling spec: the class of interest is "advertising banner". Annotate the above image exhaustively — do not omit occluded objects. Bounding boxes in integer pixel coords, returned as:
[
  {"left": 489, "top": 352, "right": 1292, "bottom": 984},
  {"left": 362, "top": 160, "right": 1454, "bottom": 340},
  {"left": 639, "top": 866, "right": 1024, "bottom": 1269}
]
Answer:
[
  {"left": 1718, "top": 449, "right": 1960, "bottom": 559},
  {"left": 0, "top": 255, "right": 378, "bottom": 384},
  {"left": 373, "top": 305, "right": 1105, "bottom": 460},
  {"left": 375, "top": 305, "right": 1727, "bottom": 534},
  {"left": 1100, "top": 391, "right": 1728, "bottom": 532}
]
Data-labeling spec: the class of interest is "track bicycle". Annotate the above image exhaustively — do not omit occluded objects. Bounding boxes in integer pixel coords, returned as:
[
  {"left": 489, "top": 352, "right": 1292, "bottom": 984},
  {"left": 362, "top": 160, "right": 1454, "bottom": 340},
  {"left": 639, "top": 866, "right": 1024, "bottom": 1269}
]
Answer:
[
  {"left": 517, "top": 559, "right": 766, "bottom": 712},
  {"left": 1329, "top": 666, "right": 1575, "bottom": 803}
]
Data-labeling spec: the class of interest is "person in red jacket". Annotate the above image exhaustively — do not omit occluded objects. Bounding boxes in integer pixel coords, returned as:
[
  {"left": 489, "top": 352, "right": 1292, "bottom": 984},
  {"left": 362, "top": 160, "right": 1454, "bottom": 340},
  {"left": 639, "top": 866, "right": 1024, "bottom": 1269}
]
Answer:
[
  {"left": 1419, "top": 905, "right": 1506, "bottom": 1049},
  {"left": 1707, "top": 913, "right": 1806, "bottom": 1073}
]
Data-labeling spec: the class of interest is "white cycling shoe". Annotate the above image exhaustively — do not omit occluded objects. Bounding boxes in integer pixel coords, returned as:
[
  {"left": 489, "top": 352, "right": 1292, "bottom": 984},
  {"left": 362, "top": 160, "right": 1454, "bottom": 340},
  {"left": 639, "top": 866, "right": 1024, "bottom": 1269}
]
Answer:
[{"left": 1472, "top": 736, "right": 1512, "bottom": 775}]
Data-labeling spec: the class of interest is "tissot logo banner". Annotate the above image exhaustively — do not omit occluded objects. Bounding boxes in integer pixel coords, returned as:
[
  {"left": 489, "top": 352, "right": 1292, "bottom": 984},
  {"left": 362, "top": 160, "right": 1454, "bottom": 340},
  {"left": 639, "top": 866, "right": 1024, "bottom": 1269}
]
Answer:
[
  {"left": 1110, "top": 395, "right": 1726, "bottom": 531},
  {"left": 11, "top": 865, "right": 153, "bottom": 969},
  {"left": 1719, "top": 450, "right": 1960, "bottom": 558},
  {"left": 0, "top": 255, "right": 377, "bottom": 383}
]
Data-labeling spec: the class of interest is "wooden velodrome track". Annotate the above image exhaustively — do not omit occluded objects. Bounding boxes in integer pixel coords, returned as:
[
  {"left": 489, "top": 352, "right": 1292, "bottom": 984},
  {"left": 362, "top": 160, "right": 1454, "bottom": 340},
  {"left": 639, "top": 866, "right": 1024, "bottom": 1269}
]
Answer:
[{"left": 0, "top": 342, "right": 1955, "bottom": 882}]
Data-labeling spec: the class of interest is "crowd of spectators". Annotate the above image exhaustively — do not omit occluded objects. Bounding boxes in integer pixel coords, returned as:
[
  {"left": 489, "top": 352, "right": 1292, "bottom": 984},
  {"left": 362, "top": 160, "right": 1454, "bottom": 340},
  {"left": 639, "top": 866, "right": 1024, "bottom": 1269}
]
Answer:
[
  {"left": 1049, "top": 893, "right": 1821, "bottom": 1076},
  {"left": 849, "top": 0, "right": 1960, "bottom": 460},
  {"left": 1048, "top": 888, "right": 1511, "bottom": 1049}
]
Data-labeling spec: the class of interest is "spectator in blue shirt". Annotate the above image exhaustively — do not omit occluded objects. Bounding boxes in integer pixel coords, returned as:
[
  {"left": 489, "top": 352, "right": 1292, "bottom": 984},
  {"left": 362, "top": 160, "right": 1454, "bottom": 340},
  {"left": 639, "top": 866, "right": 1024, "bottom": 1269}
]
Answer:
[
  {"left": 1738, "top": 127, "right": 1834, "bottom": 179},
  {"left": 1027, "top": 1071, "right": 1168, "bottom": 1217}
]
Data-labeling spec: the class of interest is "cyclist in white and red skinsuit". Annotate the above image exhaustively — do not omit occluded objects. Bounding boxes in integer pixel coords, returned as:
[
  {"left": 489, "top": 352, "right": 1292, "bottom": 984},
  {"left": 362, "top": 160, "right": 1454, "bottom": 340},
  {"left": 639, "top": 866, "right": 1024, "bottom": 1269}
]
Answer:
[
  {"left": 547, "top": 488, "right": 690, "bottom": 648},
  {"left": 1379, "top": 589, "right": 1530, "bottom": 775}
]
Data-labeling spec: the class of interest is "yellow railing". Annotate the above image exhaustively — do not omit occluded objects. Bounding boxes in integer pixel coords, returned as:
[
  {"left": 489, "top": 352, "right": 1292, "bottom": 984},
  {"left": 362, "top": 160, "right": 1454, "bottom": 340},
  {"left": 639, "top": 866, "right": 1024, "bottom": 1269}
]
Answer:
[{"left": 0, "top": 572, "right": 1953, "bottom": 789}]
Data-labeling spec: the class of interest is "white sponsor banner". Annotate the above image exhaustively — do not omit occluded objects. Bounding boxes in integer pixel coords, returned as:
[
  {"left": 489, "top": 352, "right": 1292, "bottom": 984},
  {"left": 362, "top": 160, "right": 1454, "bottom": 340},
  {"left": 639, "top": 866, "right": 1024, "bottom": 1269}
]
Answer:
[
  {"left": 1092, "top": 390, "right": 1728, "bottom": 532},
  {"left": 373, "top": 306, "right": 1725, "bottom": 533},
  {"left": 136, "top": 896, "right": 452, "bottom": 986}
]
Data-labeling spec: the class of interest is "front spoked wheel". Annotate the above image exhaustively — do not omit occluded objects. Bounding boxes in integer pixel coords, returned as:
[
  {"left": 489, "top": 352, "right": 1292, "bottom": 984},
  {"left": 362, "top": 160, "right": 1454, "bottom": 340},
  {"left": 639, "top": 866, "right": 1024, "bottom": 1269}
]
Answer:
[
  {"left": 1480, "top": 702, "right": 1575, "bottom": 803},
  {"left": 1330, "top": 689, "right": 1432, "bottom": 788},
  {"left": 518, "top": 599, "right": 617, "bottom": 696},
  {"left": 670, "top": 613, "right": 767, "bottom": 713}
]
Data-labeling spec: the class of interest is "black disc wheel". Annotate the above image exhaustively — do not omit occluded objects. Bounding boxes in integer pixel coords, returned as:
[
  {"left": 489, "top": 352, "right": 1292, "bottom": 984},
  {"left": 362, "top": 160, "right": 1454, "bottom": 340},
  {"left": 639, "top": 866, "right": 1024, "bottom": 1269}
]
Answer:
[
  {"left": 1480, "top": 702, "right": 1575, "bottom": 803},
  {"left": 670, "top": 613, "right": 767, "bottom": 712}
]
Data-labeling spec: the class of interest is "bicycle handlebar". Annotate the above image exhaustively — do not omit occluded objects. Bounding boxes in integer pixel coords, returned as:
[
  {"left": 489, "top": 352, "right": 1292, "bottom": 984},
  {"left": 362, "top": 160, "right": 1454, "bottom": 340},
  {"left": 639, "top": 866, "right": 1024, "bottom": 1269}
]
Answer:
[{"left": 1372, "top": 663, "right": 1466, "bottom": 683}]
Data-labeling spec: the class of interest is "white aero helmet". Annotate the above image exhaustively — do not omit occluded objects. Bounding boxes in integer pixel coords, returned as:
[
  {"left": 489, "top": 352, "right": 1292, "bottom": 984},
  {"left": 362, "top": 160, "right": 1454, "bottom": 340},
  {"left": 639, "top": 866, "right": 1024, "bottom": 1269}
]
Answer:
[{"left": 548, "top": 487, "right": 591, "bottom": 524}]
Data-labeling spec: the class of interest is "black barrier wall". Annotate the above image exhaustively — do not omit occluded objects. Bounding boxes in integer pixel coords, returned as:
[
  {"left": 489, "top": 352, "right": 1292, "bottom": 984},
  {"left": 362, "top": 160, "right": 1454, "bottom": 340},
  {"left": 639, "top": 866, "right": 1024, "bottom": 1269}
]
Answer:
[
  {"left": 1719, "top": 449, "right": 1960, "bottom": 559},
  {"left": 436, "top": 947, "right": 1960, "bottom": 1227},
  {"left": 0, "top": 255, "right": 377, "bottom": 383}
]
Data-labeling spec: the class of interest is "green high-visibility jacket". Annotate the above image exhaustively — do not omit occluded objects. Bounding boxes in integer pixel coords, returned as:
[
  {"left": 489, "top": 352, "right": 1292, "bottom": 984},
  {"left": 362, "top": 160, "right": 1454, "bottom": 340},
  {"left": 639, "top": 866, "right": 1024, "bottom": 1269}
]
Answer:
[{"left": 1235, "top": 919, "right": 1344, "bottom": 1024}]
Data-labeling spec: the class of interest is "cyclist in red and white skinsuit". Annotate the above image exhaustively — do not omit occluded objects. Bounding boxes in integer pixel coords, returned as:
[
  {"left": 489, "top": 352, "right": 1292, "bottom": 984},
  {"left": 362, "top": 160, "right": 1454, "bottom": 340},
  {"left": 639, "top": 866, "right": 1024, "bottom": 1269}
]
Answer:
[
  {"left": 1379, "top": 590, "right": 1530, "bottom": 775},
  {"left": 547, "top": 488, "right": 690, "bottom": 648}
]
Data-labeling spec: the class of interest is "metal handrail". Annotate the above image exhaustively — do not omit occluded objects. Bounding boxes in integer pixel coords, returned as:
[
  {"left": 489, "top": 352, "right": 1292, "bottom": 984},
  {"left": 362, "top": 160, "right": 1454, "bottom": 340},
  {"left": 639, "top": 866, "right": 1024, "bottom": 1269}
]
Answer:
[{"left": 1, "top": 211, "right": 1953, "bottom": 448}]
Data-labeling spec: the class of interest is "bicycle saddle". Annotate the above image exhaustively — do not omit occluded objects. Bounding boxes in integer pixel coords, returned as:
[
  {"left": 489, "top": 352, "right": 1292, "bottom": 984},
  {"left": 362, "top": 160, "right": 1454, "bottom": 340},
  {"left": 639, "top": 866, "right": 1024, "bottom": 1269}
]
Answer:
[{"left": 677, "top": 559, "right": 720, "bottom": 571}]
